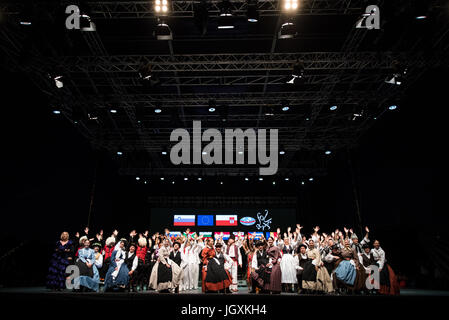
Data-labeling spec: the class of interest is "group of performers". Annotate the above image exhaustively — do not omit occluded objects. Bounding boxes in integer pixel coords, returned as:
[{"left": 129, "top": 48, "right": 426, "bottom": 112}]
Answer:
[{"left": 46, "top": 225, "right": 399, "bottom": 295}]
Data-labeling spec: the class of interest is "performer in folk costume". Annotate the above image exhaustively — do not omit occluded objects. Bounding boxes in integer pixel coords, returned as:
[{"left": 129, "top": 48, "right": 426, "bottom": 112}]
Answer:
[
  {"left": 359, "top": 243, "right": 377, "bottom": 294},
  {"left": 46, "top": 232, "right": 74, "bottom": 290},
  {"left": 278, "top": 232, "right": 299, "bottom": 292},
  {"left": 266, "top": 237, "right": 282, "bottom": 294},
  {"left": 125, "top": 243, "right": 139, "bottom": 292},
  {"left": 222, "top": 235, "right": 242, "bottom": 292},
  {"left": 168, "top": 241, "right": 183, "bottom": 293},
  {"left": 180, "top": 236, "right": 202, "bottom": 291},
  {"left": 251, "top": 240, "right": 270, "bottom": 293},
  {"left": 101, "top": 236, "right": 116, "bottom": 280},
  {"left": 135, "top": 236, "right": 148, "bottom": 291},
  {"left": 332, "top": 238, "right": 365, "bottom": 293},
  {"left": 349, "top": 227, "right": 370, "bottom": 254},
  {"left": 76, "top": 239, "right": 100, "bottom": 292},
  {"left": 104, "top": 240, "right": 130, "bottom": 291},
  {"left": 301, "top": 239, "right": 333, "bottom": 293},
  {"left": 92, "top": 242, "right": 103, "bottom": 281},
  {"left": 201, "top": 239, "right": 232, "bottom": 292},
  {"left": 295, "top": 244, "right": 309, "bottom": 293},
  {"left": 149, "top": 239, "right": 183, "bottom": 292},
  {"left": 242, "top": 234, "right": 256, "bottom": 292},
  {"left": 372, "top": 240, "right": 400, "bottom": 295}
]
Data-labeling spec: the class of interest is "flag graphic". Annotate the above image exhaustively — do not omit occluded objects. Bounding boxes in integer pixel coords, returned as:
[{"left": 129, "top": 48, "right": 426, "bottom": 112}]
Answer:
[
  {"left": 214, "top": 232, "right": 230, "bottom": 240},
  {"left": 216, "top": 215, "right": 238, "bottom": 226},
  {"left": 266, "top": 232, "right": 278, "bottom": 239},
  {"left": 197, "top": 215, "right": 214, "bottom": 226},
  {"left": 199, "top": 232, "right": 212, "bottom": 238},
  {"left": 233, "top": 232, "right": 245, "bottom": 238},
  {"left": 173, "top": 215, "right": 195, "bottom": 226},
  {"left": 169, "top": 231, "right": 181, "bottom": 238},
  {"left": 248, "top": 232, "right": 264, "bottom": 240}
]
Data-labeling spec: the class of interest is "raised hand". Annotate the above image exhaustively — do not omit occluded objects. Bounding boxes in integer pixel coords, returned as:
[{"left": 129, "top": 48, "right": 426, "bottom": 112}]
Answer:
[
  {"left": 365, "top": 226, "right": 370, "bottom": 233},
  {"left": 349, "top": 228, "right": 353, "bottom": 234},
  {"left": 344, "top": 227, "right": 349, "bottom": 234}
]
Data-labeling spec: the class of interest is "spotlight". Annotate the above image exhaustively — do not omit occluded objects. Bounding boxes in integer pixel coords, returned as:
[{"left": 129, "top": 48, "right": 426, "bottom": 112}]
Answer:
[
  {"left": 245, "top": 178, "right": 249, "bottom": 181},
  {"left": 330, "top": 105, "right": 338, "bottom": 111},
  {"left": 117, "top": 151, "right": 123, "bottom": 155},
  {"left": 283, "top": 0, "right": 299, "bottom": 11},
  {"left": 53, "top": 110, "right": 61, "bottom": 114},
  {"left": 138, "top": 64, "right": 152, "bottom": 80},
  {"left": 287, "top": 60, "right": 304, "bottom": 84},
  {"left": 278, "top": 21, "right": 297, "bottom": 39},
  {"left": 285, "top": 178, "right": 289, "bottom": 181},
  {"left": 218, "top": 0, "right": 234, "bottom": 29},
  {"left": 246, "top": 1, "right": 259, "bottom": 22},
  {"left": 385, "top": 61, "right": 407, "bottom": 86},
  {"left": 208, "top": 99, "right": 216, "bottom": 112},
  {"left": 301, "top": 181, "right": 305, "bottom": 185},
  {"left": 282, "top": 106, "right": 289, "bottom": 111},
  {"left": 309, "top": 177, "right": 314, "bottom": 181},
  {"left": 198, "top": 177, "right": 202, "bottom": 181},
  {"left": 184, "top": 177, "right": 188, "bottom": 181},
  {"left": 272, "top": 181, "right": 276, "bottom": 185},
  {"left": 325, "top": 150, "right": 332, "bottom": 155},
  {"left": 80, "top": 14, "right": 96, "bottom": 32},
  {"left": 155, "top": 0, "right": 170, "bottom": 15},
  {"left": 209, "top": 107, "right": 216, "bottom": 112},
  {"left": 162, "top": 151, "right": 167, "bottom": 155},
  {"left": 259, "top": 177, "right": 263, "bottom": 181},
  {"left": 136, "top": 177, "right": 140, "bottom": 181},
  {"left": 388, "top": 105, "right": 398, "bottom": 110},
  {"left": 279, "top": 150, "right": 285, "bottom": 155},
  {"left": 144, "top": 181, "right": 148, "bottom": 184},
  {"left": 155, "top": 22, "right": 173, "bottom": 40},
  {"left": 172, "top": 181, "right": 175, "bottom": 184},
  {"left": 202, "top": 151, "right": 207, "bottom": 155},
  {"left": 110, "top": 109, "right": 117, "bottom": 113},
  {"left": 52, "top": 75, "right": 63, "bottom": 89},
  {"left": 154, "top": 108, "right": 162, "bottom": 113},
  {"left": 160, "top": 177, "right": 165, "bottom": 180},
  {"left": 220, "top": 181, "right": 224, "bottom": 185}
]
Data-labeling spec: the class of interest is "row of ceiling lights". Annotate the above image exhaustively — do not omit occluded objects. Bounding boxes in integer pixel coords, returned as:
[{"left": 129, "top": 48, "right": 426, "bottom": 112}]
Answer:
[{"left": 134, "top": 175, "right": 315, "bottom": 185}]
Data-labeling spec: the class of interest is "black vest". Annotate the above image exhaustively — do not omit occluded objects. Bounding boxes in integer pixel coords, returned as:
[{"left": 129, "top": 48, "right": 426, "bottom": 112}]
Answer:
[
  {"left": 282, "top": 245, "right": 293, "bottom": 254},
  {"left": 257, "top": 250, "right": 269, "bottom": 266},
  {"left": 125, "top": 252, "right": 136, "bottom": 270},
  {"left": 170, "top": 250, "right": 182, "bottom": 266}
]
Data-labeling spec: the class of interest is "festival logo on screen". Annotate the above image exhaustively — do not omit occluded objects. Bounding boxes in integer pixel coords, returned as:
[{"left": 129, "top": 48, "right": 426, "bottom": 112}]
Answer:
[
  {"left": 256, "top": 209, "right": 272, "bottom": 231},
  {"left": 216, "top": 215, "right": 238, "bottom": 226},
  {"left": 173, "top": 214, "right": 196, "bottom": 226},
  {"left": 240, "top": 216, "right": 256, "bottom": 226},
  {"left": 197, "top": 215, "right": 214, "bottom": 226}
]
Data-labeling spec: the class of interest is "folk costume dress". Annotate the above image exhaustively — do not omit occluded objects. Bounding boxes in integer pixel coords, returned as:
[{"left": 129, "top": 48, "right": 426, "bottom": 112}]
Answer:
[
  {"left": 279, "top": 243, "right": 299, "bottom": 284},
  {"left": 181, "top": 241, "right": 201, "bottom": 290},
  {"left": 302, "top": 247, "right": 333, "bottom": 293},
  {"left": 76, "top": 247, "right": 100, "bottom": 291},
  {"left": 372, "top": 247, "right": 400, "bottom": 295},
  {"left": 46, "top": 239, "right": 74, "bottom": 290},
  {"left": 251, "top": 249, "right": 271, "bottom": 289},
  {"left": 201, "top": 246, "right": 232, "bottom": 292},
  {"left": 266, "top": 245, "right": 282, "bottom": 293},
  {"left": 104, "top": 249, "right": 130, "bottom": 291},
  {"left": 149, "top": 245, "right": 183, "bottom": 291},
  {"left": 333, "top": 246, "right": 364, "bottom": 291}
]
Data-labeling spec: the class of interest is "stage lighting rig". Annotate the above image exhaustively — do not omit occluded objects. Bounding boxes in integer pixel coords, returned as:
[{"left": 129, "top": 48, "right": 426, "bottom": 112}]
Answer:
[
  {"left": 286, "top": 60, "right": 304, "bottom": 84},
  {"left": 385, "top": 60, "right": 407, "bottom": 86},
  {"left": 154, "top": 21, "right": 173, "bottom": 40},
  {"left": 278, "top": 21, "right": 297, "bottom": 39}
]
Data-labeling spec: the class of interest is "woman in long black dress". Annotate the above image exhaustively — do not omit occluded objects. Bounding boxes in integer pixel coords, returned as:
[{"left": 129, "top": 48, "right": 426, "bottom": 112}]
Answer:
[{"left": 46, "top": 231, "right": 74, "bottom": 290}]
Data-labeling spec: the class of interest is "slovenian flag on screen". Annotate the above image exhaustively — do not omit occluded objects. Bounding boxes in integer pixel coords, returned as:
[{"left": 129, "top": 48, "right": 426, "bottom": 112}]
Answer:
[
  {"left": 216, "top": 215, "right": 238, "bottom": 226},
  {"left": 173, "top": 215, "right": 195, "bottom": 226}
]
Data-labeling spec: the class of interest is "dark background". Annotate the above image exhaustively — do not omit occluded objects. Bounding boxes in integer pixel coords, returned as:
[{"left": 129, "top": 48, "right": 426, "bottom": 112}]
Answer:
[{"left": 0, "top": 66, "right": 443, "bottom": 288}]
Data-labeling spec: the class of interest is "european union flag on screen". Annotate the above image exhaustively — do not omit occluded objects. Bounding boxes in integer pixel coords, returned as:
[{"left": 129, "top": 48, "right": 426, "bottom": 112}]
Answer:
[{"left": 198, "top": 215, "right": 213, "bottom": 226}]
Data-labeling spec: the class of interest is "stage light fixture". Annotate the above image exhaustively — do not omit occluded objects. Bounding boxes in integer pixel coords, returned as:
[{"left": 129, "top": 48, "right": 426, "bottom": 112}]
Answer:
[
  {"left": 160, "top": 177, "right": 165, "bottom": 180},
  {"left": 325, "top": 150, "right": 332, "bottom": 155},
  {"left": 172, "top": 181, "right": 175, "bottom": 184},
  {"left": 218, "top": 0, "right": 234, "bottom": 29},
  {"left": 285, "top": 178, "right": 289, "bottom": 181},
  {"left": 161, "top": 151, "right": 167, "bottom": 155},
  {"left": 283, "top": 0, "right": 299, "bottom": 11},
  {"left": 245, "top": 178, "right": 249, "bottom": 181},
  {"left": 184, "top": 177, "right": 188, "bottom": 181},
  {"left": 388, "top": 105, "right": 398, "bottom": 110},
  {"left": 136, "top": 177, "right": 140, "bottom": 181},
  {"left": 259, "top": 177, "right": 263, "bottom": 181},
  {"left": 117, "top": 151, "right": 123, "bottom": 156},
  {"left": 287, "top": 60, "right": 304, "bottom": 84},
  {"left": 301, "top": 181, "right": 305, "bottom": 185},
  {"left": 138, "top": 64, "right": 152, "bottom": 80},
  {"left": 198, "top": 177, "right": 202, "bottom": 181},
  {"left": 202, "top": 151, "right": 207, "bottom": 155},
  {"left": 155, "top": 0, "right": 170, "bottom": 15},
  {"left": 155, "top": 22, "right": 173, "bottom": 40},
  {"left": 330, "top": 105, "right": 338, "bottom": 111},
  {"left": 208, "top": 99, "right": 216, "bottom": 112},
  {"left": 385, "top": 61, "right": 407, "bottom": 86},
  {"left": 154, "top": 108, "right": 162, "bottom": 113},
  {"left": 144, "top": 181, "right": 148, "bottom": 184},
  {"left": 80, "top": 14, "right": 96, "bottom": 32},
  {"left": 110, "top": 109, "right": 117, "bottom": 113},
  {"left": 220, "top": 181, "right": 224, "bottom": 185},
  {"left": 246, "top": 1, "right": 259, "bottom": 22},
  {"left": 52, "top": 75, "right": 64, "bottom": 89},
  {"left": 278, "top": 21, "right": 297, "bottom": 39},
  {"left": 53, "top": 110, "right": 61, "bottom": 114},
  {"left": 282, "top": 106, "right": 290, "bottom": 111},
  {"left": 272, "top": 181, "right": 276, "bottom": 185},
  {"left": 309, "top": 177, "right": 314, "bottom": 181},
  {"left": 279, "top": 150, "right": 285, "bottom": 155}
]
